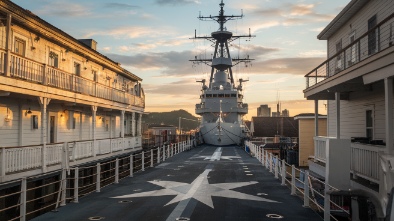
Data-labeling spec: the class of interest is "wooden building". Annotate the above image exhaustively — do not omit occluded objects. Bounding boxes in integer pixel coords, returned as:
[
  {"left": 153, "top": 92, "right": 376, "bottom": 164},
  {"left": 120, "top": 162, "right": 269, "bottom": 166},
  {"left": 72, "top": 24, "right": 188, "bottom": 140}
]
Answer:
[{"left": 0, "top": 0, "right": 144, "bottom": 182}]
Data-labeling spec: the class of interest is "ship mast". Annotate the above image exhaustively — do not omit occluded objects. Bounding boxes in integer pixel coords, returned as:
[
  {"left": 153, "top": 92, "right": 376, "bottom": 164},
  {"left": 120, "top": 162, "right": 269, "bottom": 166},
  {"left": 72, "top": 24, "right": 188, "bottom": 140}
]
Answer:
[{"left": 190, "top": 0, "right": 254, "bottom": 89}]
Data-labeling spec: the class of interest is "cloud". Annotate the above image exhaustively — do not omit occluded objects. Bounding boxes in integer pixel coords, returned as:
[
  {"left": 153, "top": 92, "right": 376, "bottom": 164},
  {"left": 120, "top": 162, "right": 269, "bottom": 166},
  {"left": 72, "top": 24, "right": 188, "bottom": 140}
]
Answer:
[
  {"left": 250, "top": 3, "right": 335, "bottom": 30},
  {"left": 84, "top": 26, "right": 173, "bottom": 39},
  {"left": 104, "top": 3, "right": 140, "bottom": 9},
  {"left": 36, "top": 2, "right": 91, "bottom": 17},
  {"left": 251, "top": 57, "right": 325, "bottom": 75},
  {"left": 144, "top": 79, "right": 200, "bottom": 95},
  {"left": 119, "top": 38, "right": 191, "bottom": 52},
  {"left": 155, "top": 0, "right": 200, "bottom": 6}
]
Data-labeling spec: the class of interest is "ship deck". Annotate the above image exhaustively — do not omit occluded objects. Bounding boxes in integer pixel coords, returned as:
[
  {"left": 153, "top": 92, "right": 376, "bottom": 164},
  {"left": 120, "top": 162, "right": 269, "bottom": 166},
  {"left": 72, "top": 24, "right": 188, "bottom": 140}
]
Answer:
[{"left": 32, "top": 145, "right": 322, "bottom": 221}]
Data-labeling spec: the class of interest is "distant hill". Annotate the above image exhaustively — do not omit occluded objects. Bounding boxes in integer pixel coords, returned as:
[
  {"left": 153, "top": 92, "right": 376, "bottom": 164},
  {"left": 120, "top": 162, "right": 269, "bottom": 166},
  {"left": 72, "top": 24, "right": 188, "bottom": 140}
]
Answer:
[{"left": 142, "top": 109, "right": 200, "bottom": 131}]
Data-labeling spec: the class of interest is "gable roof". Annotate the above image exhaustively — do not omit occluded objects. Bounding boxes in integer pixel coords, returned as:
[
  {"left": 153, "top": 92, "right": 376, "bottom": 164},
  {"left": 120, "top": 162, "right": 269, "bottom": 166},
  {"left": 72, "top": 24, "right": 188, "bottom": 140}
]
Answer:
[{"left": 318, "top": 0, "right": 369, "bottom": 40}]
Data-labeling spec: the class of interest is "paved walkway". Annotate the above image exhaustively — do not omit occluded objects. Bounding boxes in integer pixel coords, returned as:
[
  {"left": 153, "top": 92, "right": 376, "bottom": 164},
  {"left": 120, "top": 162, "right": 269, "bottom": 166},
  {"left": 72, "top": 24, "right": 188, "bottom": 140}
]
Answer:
[{"left": 33, "top": 145, "right": 322, "bottom": 221}]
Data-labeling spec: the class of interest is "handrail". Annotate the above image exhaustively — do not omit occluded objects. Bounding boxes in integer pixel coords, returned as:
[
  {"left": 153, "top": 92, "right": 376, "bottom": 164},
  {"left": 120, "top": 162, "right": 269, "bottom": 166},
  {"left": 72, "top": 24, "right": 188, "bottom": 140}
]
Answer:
[
  {"left": 305, "top": 12, "right": 394, "bottom": 89},
  {"left": 2, "top": 50, "right": 144, "bottom": 107}
]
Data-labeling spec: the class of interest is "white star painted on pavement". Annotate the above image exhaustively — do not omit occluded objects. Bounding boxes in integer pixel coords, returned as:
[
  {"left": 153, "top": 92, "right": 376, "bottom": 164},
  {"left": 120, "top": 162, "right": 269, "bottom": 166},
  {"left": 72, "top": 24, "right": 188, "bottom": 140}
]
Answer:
[{"left": 112, "top": 169, "right": 279, "bottom": 208}]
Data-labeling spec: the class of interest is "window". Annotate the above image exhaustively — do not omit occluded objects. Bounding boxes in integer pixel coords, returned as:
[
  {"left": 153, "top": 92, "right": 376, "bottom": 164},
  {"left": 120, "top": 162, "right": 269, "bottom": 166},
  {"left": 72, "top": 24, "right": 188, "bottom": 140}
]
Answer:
[
  {"left": 348, "top": 31, "right": 357, "bottom": 64},
  {"left": 49, "top": 51, "right": 59, "bottom": 68},
  {"left": 92, "top": 70, "right": 97, "bottom": 81},
  {"left": 74, "top": 62, "right": 81, "bottom": 76},
  {"left": 366, "top": 110, "right": 373, "bottom": 139},
  {"left": 336, "top": 40, "right": 342, "bottom": 70},
  {"left": 368, "top": 15, "right": 377, "bottom": 55},
  {"left": 14, "top": 37, "right": 25, "bottom": 56}
]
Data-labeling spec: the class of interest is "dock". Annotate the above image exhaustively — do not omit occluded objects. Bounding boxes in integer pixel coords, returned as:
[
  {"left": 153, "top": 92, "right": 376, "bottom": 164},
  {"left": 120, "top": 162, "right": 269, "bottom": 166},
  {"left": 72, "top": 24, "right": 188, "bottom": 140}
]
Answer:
[{"left": 32, "top": 144, "right": 322, "bottom": 221}]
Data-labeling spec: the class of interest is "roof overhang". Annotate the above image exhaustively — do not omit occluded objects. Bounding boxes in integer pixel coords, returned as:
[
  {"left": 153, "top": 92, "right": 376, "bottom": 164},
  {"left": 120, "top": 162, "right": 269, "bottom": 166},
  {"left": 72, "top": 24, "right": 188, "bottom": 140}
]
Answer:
[{"left": 318, "top": 0, "right": 369, "bottom": 40}]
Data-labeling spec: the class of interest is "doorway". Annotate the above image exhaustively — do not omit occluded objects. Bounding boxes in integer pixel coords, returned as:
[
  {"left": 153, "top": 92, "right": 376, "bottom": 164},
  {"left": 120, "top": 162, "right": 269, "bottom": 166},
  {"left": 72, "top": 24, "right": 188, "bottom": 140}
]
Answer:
[{"left": 49, "top": 116, "right": 55, "bottom": 143}]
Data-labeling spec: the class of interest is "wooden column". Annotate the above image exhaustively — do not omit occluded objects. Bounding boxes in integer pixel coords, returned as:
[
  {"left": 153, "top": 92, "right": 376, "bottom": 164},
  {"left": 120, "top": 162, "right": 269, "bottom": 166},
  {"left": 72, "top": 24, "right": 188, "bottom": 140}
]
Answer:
[
  {"left": 5, "top": 13, "right": 11, "bottom": 77},
  {"left": 314, "top": 100, "right": 319, "bottom": 137},
  {"left": 91, "top": 106, "right": 97, "bottom": 157},
  {"left": 39, "top": 97, "right": 50, "bottom": 172},
  {"left": 131, "top": 112, "right": 136, "bottom": 137},
  {"left": 335, "top": 92, "right": 341, "bottom": 139},
  {"left": 385, "top": 78, "right": 393, "bottom": 154}
]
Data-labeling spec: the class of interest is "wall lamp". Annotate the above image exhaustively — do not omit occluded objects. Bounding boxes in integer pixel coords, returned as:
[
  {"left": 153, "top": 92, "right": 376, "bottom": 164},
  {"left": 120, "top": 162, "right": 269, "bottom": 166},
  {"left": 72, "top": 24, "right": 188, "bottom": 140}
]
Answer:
[{"left": 25, "top": 108, "right": 32, "bottom": 116}]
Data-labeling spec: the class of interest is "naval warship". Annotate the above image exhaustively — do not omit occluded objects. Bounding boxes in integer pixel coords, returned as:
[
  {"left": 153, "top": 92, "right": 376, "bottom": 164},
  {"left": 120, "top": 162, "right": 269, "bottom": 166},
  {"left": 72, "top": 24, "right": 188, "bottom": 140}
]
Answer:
[{"left": 192, "top": 0, "right": 254, "bottom": 146}]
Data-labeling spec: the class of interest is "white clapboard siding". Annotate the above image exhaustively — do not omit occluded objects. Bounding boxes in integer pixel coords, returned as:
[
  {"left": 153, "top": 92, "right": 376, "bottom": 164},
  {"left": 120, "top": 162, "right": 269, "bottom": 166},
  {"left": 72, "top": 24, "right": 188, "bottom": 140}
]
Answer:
[
  {"left": 327, "top": 1, "right": 394, "bottom": 57},
  {"left": 328, "top": 85, "right": 389, "bottom": 141}
]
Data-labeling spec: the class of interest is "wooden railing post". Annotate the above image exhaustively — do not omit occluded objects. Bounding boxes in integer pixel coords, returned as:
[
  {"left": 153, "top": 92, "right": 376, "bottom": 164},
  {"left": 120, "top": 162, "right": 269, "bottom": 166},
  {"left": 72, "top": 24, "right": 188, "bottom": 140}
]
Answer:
[
  {"left": 130, "top": 154, "right": 134, "bottom": 177},
  {"left": 157, "top": 147, "right": 161, "bottom": 164},
  {"left": 60, "top": 169, "right": 67, "bottom": 206},
  {"left": 150, "top": 149, "right": 154, "bottom": 167},
  {"left": 291, "top": 165, "right": 296, "bottom": 195},
  {"left": 115, "top": 158, "right": 119, "bottom": 184},
  {"left": 74, "top": 167, "right": 79, "bottom": 203},
  {"left": 142, "top": 151, "right": 145, "bottom": 171},
  {"left": 303, "top": 171, "right": 310, "bottom": 208},
  {"left": 281, "top": 160, "right": 286, "bottom": 185},
  {"left": 96, "top": 163, "right": 101, "bottom": 192},
  {"left": 275, "top": 156, "right": 279, "bottom": 179},
  {"left": 1, "top": 147, "right": 5, "bottom": 179},
  {"left": 20, "top": 178, "right": 27, "bottom": 221}
]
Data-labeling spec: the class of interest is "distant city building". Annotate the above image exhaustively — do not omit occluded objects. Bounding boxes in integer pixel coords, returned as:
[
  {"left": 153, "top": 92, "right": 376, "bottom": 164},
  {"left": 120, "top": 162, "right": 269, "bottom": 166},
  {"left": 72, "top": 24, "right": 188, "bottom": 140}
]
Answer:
[
  {"left": 257, "top": 105, "right": 271, "bottom": 117},
  {"left": 282, "top": 109, "right": 289, "bottom": 117}
]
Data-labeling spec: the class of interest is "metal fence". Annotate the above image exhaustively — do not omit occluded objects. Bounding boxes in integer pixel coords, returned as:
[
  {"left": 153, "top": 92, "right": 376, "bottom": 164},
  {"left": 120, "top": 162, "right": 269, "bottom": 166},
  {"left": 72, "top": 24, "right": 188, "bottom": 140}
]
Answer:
[
  {"left": 245, "top": 141, "right": 349, "bottom": 221},
  {"left": 0, "top": 140, "right": 194, "bottom": 221}
]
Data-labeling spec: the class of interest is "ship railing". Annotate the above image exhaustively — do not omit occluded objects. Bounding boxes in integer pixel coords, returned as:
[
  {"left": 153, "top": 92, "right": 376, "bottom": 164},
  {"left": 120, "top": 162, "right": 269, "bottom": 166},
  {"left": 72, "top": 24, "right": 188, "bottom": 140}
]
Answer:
[
  {"left": 0, "top": 139, "right": 195, "bottom": 221},
  {"left": 313, "top": 136, "right": 327, "bottom": 163},
  {"left": 305, "top": 12, "right": 394, "bottom": 89},
  {"left": 245, "top": 141, "right": 350, "bottom": 221},
  {"left": 0, "top": 51, "right": 144, "bottom": 108}
]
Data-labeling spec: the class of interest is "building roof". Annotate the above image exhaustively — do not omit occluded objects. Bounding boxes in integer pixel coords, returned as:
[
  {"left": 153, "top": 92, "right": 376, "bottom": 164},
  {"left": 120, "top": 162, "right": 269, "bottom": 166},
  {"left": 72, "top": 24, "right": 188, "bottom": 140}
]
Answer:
[
  {"left": 148, "top": 124, "right": 176, "bottom": 129},
  {"left": 1, "top": 0, "right": 142, "bottom": 81},
  {"left": 294, "top": 113, "right": 327, "bottom": 120},
  {"left": 318, "top": 0, "right": 369, "bottom": 40},
  {"left": 252, "top": 117, "right": 298, "bottom": 138}
]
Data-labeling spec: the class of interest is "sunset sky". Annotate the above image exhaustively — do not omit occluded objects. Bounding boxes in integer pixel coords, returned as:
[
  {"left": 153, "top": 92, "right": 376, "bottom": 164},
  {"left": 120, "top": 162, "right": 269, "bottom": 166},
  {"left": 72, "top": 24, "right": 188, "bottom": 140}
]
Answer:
[{"left": 12, "top": 0, "right": 349, "bottom": 120}]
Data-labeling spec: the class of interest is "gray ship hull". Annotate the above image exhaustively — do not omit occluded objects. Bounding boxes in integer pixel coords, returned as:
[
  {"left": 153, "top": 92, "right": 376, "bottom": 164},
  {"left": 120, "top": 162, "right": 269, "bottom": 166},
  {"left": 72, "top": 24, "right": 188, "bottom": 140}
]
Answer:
[{"left": 200, "top": 122, "right": 244, "bottom": 146}]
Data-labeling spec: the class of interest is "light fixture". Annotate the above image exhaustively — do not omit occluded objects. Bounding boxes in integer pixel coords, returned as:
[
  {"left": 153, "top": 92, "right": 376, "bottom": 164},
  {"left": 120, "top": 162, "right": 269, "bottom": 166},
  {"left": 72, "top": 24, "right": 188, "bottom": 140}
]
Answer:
[
  {"left": 27, "top": 108, "right": 32, "bottom": 114},
  {"left": 34, "top": 36, "right": 40, "bottom": 42}
]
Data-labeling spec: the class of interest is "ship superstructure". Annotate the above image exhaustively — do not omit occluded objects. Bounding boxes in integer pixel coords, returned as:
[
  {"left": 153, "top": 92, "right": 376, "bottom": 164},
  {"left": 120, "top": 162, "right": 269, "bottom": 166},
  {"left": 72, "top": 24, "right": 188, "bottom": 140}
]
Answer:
[{"left": 192, "top": 0, "right": 254, "bottom": 145}]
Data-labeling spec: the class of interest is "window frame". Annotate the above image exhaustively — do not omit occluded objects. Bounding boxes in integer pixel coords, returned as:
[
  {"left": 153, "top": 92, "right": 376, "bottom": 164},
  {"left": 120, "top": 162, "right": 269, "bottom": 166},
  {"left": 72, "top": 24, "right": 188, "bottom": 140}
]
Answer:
[{"left": 14, "top": 37, "right": 26, "bottom": 56}]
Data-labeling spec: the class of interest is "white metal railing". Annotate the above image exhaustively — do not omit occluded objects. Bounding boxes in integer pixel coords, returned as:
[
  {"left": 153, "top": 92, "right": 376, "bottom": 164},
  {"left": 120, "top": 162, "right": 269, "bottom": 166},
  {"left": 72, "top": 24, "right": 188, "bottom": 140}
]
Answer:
[
  {"left": 314, "top": 136, "right": 327, "bottom": 163},
  {"left": 0, "top": 137, "right": 142, "bottom": 181},
  {"left": 351, "top": 142, "right": 383, "bottom": 183},
  {"left": 245, "top": 141, "right": 349, "bottom": 221},
  {"left": 0, "top": 139, "right": 194, "bottom": 221}
]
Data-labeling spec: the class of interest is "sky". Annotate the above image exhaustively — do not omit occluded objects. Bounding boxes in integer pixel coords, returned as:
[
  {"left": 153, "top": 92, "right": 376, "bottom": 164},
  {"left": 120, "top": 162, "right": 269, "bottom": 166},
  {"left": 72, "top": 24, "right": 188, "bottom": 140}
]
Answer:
[{"left": 12, "top": 0, "right": 349, "bottom": 120}]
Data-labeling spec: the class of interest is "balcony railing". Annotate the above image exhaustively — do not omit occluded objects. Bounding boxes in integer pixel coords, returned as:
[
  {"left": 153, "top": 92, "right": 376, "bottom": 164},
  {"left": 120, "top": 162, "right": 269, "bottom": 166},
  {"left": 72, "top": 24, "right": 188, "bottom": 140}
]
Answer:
[
  {"left": 3, "top": 51, "right": 144, "bottom": 107},
  {"left": 314, "top": 136, "right": 327, "bottom": 163},
  {"left": 305, "top": 13, "right": 394, "bottom": 89},
  {"left": 0, "top": 137, "right": 141, "bottom": 180},
  {"left": 350, "top": 142, "right": 384, "bottom": 183}
]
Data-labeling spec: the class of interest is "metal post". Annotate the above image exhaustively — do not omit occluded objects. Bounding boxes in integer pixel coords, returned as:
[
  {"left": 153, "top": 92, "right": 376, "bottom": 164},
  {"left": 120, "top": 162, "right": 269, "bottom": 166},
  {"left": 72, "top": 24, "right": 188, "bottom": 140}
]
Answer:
[
  {"left": 96, "top": 163, "right": 101, "bottom": 192},
  {"left": 130, "top": 154, "right": 134, "bottom": 177},
  {"left": 74, "top": 167, "right": 79, "bottom": 203},
  {"left": 61, "top": 169, "right": 67, "bottom": 206},
  {"left": 163, "top": 146, "right": 166, "bottom": 161},
  {"left": 20, "top": 178, "right": 27, "bottom": 221},
  {"left": 142, "top": 151, "right": 145, "bottom": 171},
  {"left": 291, "top": 165, "right": 296, "bottom": 195},
  {"left": 150, "top": 149, "right": 154, "bottom": 167},
  {"left": 261, "top": 149, "right": 265, "bottom": 166},
  {"left": 157, "top": 147, "right": 161, "bottom": 164},
  {"left": 269, "top": 153, "right": 273, "bottom": 173},
  {"left": 115, "top": 158, "right": 119, "bottom": 184},
  {"left": 303, "top": 171, "right": 310, "bottom": 207},
  {"left": 324, "top": 184, "right": 330, "bottom": 221},
  {"left": 171, "top": 144, "right": 174, "bottom": 156},
  {"left": 281, "top": 160, "right": 286, "bottom": 186},
  {"left": 274, "top": 156, "right": 279, "bottom": 179},
  {"left": 1, "top": 147, "right": 5, "bottom": 178}
]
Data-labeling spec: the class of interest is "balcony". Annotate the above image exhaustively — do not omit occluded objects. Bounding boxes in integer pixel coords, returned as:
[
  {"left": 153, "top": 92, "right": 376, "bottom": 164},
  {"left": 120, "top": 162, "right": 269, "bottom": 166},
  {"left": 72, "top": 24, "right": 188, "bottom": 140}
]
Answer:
[
  {"left": 0, "top": 50, "right": 144, "bottom": 108},
  {"left": 0, "top": 137, "right": 142, "bottom": 182},
  {"left": 305, "top": 13, "right": 394, "bottom": 91}
]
